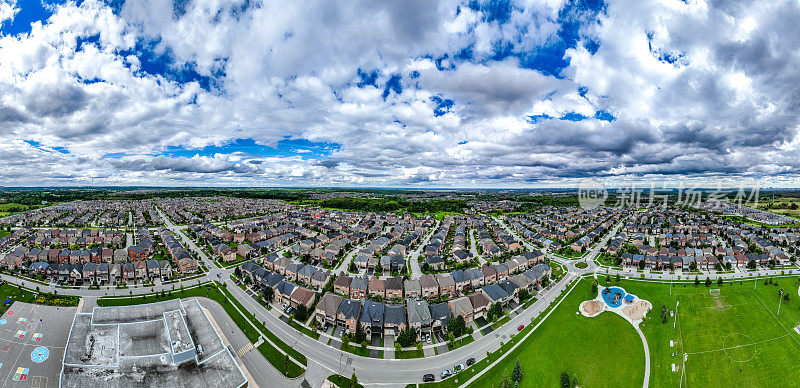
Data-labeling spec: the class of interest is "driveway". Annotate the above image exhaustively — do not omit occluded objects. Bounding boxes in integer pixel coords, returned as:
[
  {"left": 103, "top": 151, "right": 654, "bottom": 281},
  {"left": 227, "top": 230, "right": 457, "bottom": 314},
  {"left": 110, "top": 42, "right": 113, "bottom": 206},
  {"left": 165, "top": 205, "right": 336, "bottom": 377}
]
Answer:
[
  {"left": 369, "top": 334, "right": 382, "bottom": 358},
  {"left": 475, "top": 317, "right": 492, "bottom": 335},
  {"left": 383, "top": 334, "right": 395, "bottom": 359},
  {"left": 432, "top": 330, "right": 448, "bottom": 355}
]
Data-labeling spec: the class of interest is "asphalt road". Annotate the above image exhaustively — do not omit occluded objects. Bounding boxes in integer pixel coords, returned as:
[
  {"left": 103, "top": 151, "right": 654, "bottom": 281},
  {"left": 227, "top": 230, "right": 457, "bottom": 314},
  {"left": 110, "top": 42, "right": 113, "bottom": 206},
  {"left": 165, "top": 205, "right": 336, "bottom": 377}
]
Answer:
[{"left": 197, "top": 297, "right": 296, "bottom": 388}]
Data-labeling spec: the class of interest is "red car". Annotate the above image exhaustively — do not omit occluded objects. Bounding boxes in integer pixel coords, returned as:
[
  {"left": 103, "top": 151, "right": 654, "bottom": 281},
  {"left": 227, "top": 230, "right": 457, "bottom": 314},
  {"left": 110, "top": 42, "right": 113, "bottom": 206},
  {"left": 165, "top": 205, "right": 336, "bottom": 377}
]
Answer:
[{"left": 517, "top": 324, "right": 524, "bottom": 331}]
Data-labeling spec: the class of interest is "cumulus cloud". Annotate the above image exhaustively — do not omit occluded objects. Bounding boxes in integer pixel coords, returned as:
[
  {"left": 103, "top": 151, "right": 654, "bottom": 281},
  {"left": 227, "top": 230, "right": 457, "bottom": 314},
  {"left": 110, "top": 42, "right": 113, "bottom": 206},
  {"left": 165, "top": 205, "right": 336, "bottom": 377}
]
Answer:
[{"left": 0, "top": 0, "right": 798, "bottom": 187}]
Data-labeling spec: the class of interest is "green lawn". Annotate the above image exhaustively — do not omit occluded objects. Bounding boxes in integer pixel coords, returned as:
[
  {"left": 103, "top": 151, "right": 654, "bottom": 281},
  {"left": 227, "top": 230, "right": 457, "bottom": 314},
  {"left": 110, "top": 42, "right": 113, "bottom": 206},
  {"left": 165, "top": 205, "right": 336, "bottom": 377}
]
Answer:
[
  {"left": 490, "top": 314, "right": 511, "bottom": 330},
  {"left": 471, "top": 278, "right": 644, "bottom": 388},
  {"left": 0, "top": 283, "right": 79, "bottom": 314},
  {"left": 447, "top": 335, "right": 474, "bottom": 351},
  {"left": 395, "top": 348, "right": 424, "bottom": 359},
  {"left": 422, "top": 275, "right": 800, "bottom": 388},
  {"left": 620, "top": 278, "right": 800, "bottom": 388},
  {"left": 327, "top": 374, "right": 364, "bottom": 388},
  {"left": 341, "top": 342, "right": 370, "bottom": 357}
]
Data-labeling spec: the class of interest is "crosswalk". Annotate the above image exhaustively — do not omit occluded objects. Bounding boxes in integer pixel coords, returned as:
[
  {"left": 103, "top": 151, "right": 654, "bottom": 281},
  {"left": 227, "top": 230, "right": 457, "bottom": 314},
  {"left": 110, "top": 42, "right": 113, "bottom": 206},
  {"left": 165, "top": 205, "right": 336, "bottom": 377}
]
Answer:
[{"left": 236, "top": 343, "right": 254, "bottom": 357}]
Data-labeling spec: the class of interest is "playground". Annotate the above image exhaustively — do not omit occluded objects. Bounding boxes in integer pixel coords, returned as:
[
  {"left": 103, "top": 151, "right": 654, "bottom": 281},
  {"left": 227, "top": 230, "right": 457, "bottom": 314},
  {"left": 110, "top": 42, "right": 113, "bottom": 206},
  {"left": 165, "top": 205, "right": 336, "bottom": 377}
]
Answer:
[{"left": 581, "top": 285, "right": 652, "bottom": 324}]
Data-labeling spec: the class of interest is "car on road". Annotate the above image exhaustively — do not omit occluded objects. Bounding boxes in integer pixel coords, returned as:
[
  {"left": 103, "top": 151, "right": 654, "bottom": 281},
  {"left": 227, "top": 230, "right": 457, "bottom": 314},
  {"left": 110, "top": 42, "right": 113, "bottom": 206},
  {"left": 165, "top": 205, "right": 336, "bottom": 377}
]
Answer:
[
  {"left": 216, "top": 273, "right": 221, "bottom": 278},
  {"left": 423, "top": 374, "right": 435, "bottom": 382},
  {"left": 517, "top": 324, "right": 525, "bottom": 331},
  {"left": 441, "top": 369, "right": 452, "bottom": 379},
  {"left": 466, "top": 358, "right": 475, "bottom": 366},
  {"left": 454, "top": 364, "right": 464, "bottom": 373}
]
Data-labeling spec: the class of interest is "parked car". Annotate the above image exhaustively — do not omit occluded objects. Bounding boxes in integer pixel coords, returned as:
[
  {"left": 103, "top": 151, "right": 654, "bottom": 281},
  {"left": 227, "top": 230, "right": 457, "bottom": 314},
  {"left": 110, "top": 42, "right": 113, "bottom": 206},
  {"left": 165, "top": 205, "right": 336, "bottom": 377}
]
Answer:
[
  {"left": 423, "top": 374, "right": 435, "bottom": 382},
  {"left": 441, "top": 369, "right": 452, "bottom": 379},
  {"left": 466, "top": 358, "right": 475, "bottom": 366},
  {"left": 454, "top": 364, "right": 464, "bottom": 373},
  {"left": 517, "top": 324, "right": 524, "bottom": 331}
]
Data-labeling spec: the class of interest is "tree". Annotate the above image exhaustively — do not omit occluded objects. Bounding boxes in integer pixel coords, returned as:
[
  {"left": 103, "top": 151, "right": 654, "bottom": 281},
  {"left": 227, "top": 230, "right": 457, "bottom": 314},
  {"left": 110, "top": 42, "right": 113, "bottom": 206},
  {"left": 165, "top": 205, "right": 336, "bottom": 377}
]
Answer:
[
  {"left": 448, "top": 315, "right": 466, "bottom": 337},
  {"left": 397, "top": 328, "right": 417, "bottom": 347},
  {"left": 661, "top": 303, "right": 668, "bottom": 324},
  {"left": 234, "top": 266, "right": 242, "bottom": 278},
  {"left": 518, "top": 289, "right": 530, "bottom": 301},
  {"left": 717, "top": 277, "right": 723, "bottom": 286},
  {"left": 694, "top": 276, "right": 700, "bottom": 287},
  {"left": 294, "top": 305, "right": 309, "bottom": 322},
  {"left": 262, "top": 287, "right": 274, "bottom": 302},
  {"left": 561, "top": 372, "right": 570, "bottom": 388},
  {"left": 350, "top": 372, "right": 358, "bottom": 388},
  {"left": 784, "top": 293, "right": 791, "bottom": 302},
  {"left": 689, "top": 261, "right": 697, "bottom": 271},
  {"left": 591, "top": 281, "right": 598, "bottom": 295},
  {"left": 705, "top": 277, "right": 712, "bottom": 287},
  {"left": 615, "top": 273, "right": 621, "bottom": 282},
  {"left": 512, "top": 359, "right": 523, "bottom": 383},
  {"left": 354, "top": 321, "right": 366, "bottom": 343}
]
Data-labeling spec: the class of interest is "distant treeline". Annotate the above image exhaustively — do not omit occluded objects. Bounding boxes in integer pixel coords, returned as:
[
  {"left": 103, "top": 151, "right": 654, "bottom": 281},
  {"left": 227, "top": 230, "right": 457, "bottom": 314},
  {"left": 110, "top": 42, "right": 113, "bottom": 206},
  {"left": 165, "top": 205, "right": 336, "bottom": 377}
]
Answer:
[
  {"left": 318, "top": 197, "right": 466, "bottom": 213},
  {"left": 0, "top": 188, "right": 314, "bottom": 205}
]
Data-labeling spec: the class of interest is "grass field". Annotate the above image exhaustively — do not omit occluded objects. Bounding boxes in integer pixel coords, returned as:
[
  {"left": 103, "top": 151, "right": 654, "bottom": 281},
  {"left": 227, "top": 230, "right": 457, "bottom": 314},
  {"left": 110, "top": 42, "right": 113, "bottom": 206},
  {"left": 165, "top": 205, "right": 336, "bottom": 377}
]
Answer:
[
  {"left": 621, "top": 278, "right": 800, "bottom": 388},
  {"left": 472, "top": 278, "right": 644, "bottom": 387},
  {"left": 0, "top": 283, "right": 79, "bottom": 314},
  {"left": 463, "top": 275, "right": 800, "bottom": 388}
]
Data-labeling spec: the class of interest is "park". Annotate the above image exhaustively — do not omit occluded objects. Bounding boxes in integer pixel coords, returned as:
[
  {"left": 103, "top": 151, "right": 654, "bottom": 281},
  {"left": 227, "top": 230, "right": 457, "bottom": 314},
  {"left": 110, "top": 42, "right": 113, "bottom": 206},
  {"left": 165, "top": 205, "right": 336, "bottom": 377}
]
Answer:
[{"left": 471, "top": 275, "right": 800, "bottom": 388}]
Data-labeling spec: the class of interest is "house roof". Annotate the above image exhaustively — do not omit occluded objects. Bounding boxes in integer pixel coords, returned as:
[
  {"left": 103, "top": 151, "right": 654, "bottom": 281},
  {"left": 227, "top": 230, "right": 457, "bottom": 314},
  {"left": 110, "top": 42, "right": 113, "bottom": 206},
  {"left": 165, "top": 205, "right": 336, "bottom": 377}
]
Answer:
[
  {"left": 337, "top": 299, "right": 361, "bottom": 320},
  {"left": 360, "top": 300, "right": 385, "bottom": 326},
  {"left": 468, "top": 292, "right": 490, "bottom": 309},
  {"left": 429, "top": 302, "right": 452, "bottom": 325},
  {"left": 350, "top": 276, "right": 368, "bottom": 290},
  {"left": 420, "top": 274, "right": 438, "bottom": 289},
  {"left": 291, "top": 286, "right": 315, "bottom": 305},
  {"left": 448, "top": 296, "right": 473, "bottom": 318},
  {"left": 334, "top": 273, "right": 353, "bottom": 287},
  {"left": 407, "top": 300, "right": 432, "bottom": 325},
  {"left": 384, "top": 304, "right": 406, "bottom": 327},
  {"left": 386, "top": 276, "right": 403, "bottom": 290},
  {"left": 481, "top": 283, "right": 509, "bottom": 302},
  {"left": 318, "top": 292, "right": 343, "bottom": 316}
]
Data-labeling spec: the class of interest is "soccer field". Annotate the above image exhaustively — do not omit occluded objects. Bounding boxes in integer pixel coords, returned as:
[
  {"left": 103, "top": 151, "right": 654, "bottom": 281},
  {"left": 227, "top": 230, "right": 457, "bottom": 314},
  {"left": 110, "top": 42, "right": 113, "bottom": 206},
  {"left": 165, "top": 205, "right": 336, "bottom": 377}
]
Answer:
[{"left": 624, "top": 278, "right": 800, "bottom": 388}]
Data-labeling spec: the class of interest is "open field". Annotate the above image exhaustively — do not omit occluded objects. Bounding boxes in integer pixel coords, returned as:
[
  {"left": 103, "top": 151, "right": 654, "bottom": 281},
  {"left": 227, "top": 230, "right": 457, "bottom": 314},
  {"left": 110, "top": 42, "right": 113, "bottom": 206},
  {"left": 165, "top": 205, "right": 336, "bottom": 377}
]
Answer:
[
  {"left": 624, "top": 278, "right": 800, "bottom": 388},
  {"left": 461, "top": 276, "right": 800, "bottom": 388},
  {"left": 471, "top": 279, "right": 644, "bottom": 387}
]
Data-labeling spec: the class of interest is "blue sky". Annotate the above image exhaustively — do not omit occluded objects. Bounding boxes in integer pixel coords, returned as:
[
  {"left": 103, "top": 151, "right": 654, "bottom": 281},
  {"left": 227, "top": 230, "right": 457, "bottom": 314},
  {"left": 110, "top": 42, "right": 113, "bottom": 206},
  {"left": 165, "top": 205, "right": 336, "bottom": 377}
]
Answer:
[{"left": 1, "top": 0, "right": 799, "bottom": 187}]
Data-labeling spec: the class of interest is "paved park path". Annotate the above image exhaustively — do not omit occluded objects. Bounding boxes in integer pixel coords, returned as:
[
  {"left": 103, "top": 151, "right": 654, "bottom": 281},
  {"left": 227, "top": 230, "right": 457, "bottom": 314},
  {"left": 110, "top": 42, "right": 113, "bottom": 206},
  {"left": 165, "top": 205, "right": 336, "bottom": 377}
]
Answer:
[{"left": 635, "top": 324, "right": 650, "bottom": 388}]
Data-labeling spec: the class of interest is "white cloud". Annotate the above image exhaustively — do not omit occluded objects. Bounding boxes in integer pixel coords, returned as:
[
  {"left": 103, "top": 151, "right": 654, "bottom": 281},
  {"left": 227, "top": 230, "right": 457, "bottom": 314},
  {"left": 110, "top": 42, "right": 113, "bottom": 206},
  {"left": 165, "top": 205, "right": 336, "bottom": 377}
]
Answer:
[{"left": 0, "top": 0, "right": 798, "bottom": 187}]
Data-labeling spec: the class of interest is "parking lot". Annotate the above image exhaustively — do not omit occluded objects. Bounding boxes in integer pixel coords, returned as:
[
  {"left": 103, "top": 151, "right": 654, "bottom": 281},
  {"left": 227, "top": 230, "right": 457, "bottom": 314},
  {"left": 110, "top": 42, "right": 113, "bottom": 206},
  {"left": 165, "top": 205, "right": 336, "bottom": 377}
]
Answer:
[{"left": 0, "top": 302, "right": 78, "bottom": 387}]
